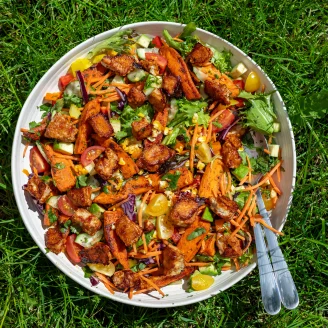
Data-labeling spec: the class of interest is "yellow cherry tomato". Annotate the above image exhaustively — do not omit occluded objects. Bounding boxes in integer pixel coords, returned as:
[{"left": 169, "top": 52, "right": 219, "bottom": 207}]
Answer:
[
  {"left": 87, "top": 262, "right": 115, "bottom": 276},
  {"left": 145, "top": 194, "right": 169, "bottom": 217},
  {"left": 70, "top": 58, "right": 92, "bottom": 77},
  {"left": 191, "top": 272, "right": 215, "bottom": 291},
  {"left": 156, "top": 213, "right": 174, "bottom": 239},
  {"left": 195, "top": 142, "right": 212, "bottom": 163},
  {"left": 244, "top": 71, "right": 261, "bottom": 92}
]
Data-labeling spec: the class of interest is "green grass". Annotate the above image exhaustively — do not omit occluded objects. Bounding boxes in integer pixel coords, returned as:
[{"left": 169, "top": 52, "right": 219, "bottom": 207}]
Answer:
[{"left": 1, "top": 0, "right": 328, "bottom": 327}]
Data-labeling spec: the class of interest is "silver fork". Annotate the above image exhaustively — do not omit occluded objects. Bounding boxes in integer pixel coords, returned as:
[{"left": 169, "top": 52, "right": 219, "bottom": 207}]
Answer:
[{"left": 246, "top": 131, "right": 299, "bottom": 311}]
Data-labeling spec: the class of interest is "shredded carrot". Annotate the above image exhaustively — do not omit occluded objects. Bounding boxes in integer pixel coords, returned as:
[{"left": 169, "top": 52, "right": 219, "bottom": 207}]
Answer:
[
  {"left": 221, "top": 266, "right": 232, "bottom": 271},
  {"left": 107, "top": 196, "right": 129, "bottom": 210},
  {"left": 142, "top": 233, "right": 148, "bottom": 253},
  {"left": 230, "top": 219, "right": 241, "bottom": 228},
  {"left": 148, "top": 240, "right": 155, "bottom": 249},
  {"left": 112, "top": 260, "right": 119, "bottom": 266},
  {"left": 230, "top": 215, "right": 251, "bottom": 238},
  {"left": 173, "top": 37, "right": 184, "bottom": 42},
  {"left": 246, "top": 155, "right": 252, "bottom": 183},
  {"left": 226, "top": 170, "right": 232, "bottom": 194},
  {"left": 128, "top": 287, "right": 133, "bottom": 299},
  {"left": 233, "top": 258, "right": 240, "bottom": 271},
  {"left": 133, "top": 243, "right": 137, "bottom": 253},
  {"left": 242, "top": 161, "right": 282, "bottom": 191},
  {"left": 91, "top": 187, "right": 101, "bottom": 192},
  {"left": 277, "top": 164, "right": 281, "bottom": 182},
  {"left": 201, "top": 62, "right": 212, "bottom": 67},
  {"left": 93, "top": 72, "right": 112, "bottom": 89},
  {"left": 235, "top": 191, "right": 254, "bottom": 223},
  {"left": 235, "top": 233, "right": 245, "bottom": 241},
  {"left": 206, "top": 123, "right": 213, "bottom": 143},
  {"left": 189, "top": 122, "right": 198, "bottom": 172},
  {"left": 254, "top": 218, "right": 284, "bottom": 235},
  {"left": 263, "top": 149, "right": 270, "bottom": 155},
  {"left": 138, "top": 275, "right": 165, "bottom": 297},
  {"left": 173, "top": 32, "right": 181, "bottom": 38},
  {"left": 95, "top": 272, "right": 115, "bottom": 294},
  {"left": 185, "top": 262, "right": 211, "bottom": 267},
  {"left": 20, "top": 128, "right": 29, "bottom": 132},
  {"left": 53, "top": 153, "right": 80, "bottom": 161},
  {"left": 209, "top": 108, "right": 225, "bottom": 123},
  {"left": 247, "top": 196, "right": 257, "bottom": 217},
  {"left": 139, "top": 268, "right": 158, "bottom": 275},
  {"left": 250, "top": 216, "right": 255, "bottom": 227},
  {"left": 130, "top": 251, "right": 162, "bottom": 259},
  {"left": 156, "top": 255, "right": 160, "bottom": 266},
  {"left": 33, "top": 166, "right": 38, "bottom": 176},
  {"left": 138, "top": 190, "right": 152, "bottom": 227},
  {"left": 133, "top": 288, "right": 153, "bottom": 295},
  {"left": 208, "top": 100, "right": 218, "bottom": 111},
  {"left": 239, "top": 174, "right": 249, "bottom": 185},
  {"left": 23, "top": 142, "right": 30, "bottom": 158},
  {"left": 269, "top": 175, "right": 282, "bottom": 195},
  {"left": 101, "top": 95, "right": 121, "bottom": 102},
  {"left": 22, "top": 169, "right": 30, "bottom": 176}
]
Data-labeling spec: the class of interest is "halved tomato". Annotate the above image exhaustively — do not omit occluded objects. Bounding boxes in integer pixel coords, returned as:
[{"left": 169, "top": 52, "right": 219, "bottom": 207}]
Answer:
[
  {"left": 59, "top": 74, "right": 74, "bottom": 90},
  {"left": 58, "top": 195, "right": 77, "bottom": 217},
  {"left": 81, "top": 146, "right": 105, "bottom": 167},
  {"left": 66, "top": 234, "right": 82, "bottom": 264},
  {"left": 233, "top": 79, "right": 245, "bottom": 90},
  {"left": 212, "top": 109, "right": 236, "bottom": 133},
  {"left": 29, "top": 146, "right": 50, "bottom": 173},
  {"left": 152, "top": 36, "right": 163, "bottom": 48},
  {"left": 145, "top": 53, "right": 167, "bottom": 74}
]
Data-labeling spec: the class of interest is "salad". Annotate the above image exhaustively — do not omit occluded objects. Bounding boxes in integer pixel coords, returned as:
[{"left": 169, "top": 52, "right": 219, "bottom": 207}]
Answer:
[{"left": 21, "top": 23, "right": 284, "bottom": 298}]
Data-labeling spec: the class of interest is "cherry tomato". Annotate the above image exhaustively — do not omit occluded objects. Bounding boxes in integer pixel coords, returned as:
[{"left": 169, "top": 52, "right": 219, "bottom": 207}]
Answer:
[
  {"left": 145, "top": 53, "right": 167, "bottom": 74},
  {"left": 233, "top": 79, "right": 245, "bottom": 90},
  {"left": 59, "top": 74, "right": 74, "bottom": 90},
  {"left": 66, "top": 234, "right": 82, "bottom": 264},
  {"left": 152, "top": 36, "right": 163, "bottom": 48},
  {"left": 81, "top": 146, "right": 105, "bottom": 167},
  {"left": 245, "top": 71, "right": 261, "bottom": 92},
  {"left": 234, "top": 98, "right": 245, "bottom": 108},
  {"left": 58, "top": 195, "right": 77, "bottom": 217},
  {"left": 146, "top": 194, "right": 169, "bottom": 216},
  {"left": 29, "top": 146, "right": 50, "bottom": 173},
  {"left": 212, "top": 109, "right": 236, "bottom": 133}
]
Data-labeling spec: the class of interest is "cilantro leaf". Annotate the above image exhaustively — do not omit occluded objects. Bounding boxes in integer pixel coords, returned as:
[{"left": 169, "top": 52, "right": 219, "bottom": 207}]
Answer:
[
  {"left": 212, "top": 122, "right": 222, "bottom": 128},
  {"left": 63, "top": 94, "right": 82, "bottom": 108},
  {"left": 161, "top": 171, "right": 181, "bottom": 191},
  {"left": 54, "top": 162, "right": 65, "bottom": 170},
  {"left": 208, "top": 46, "right": 232, "bottom": 73},
  {"left": 130, "top": 262, "right": 146, "bottom": 273},
  {"left": 76, "top": 175, "right": 88, "bottom": 188},
  {"left": 29, "top": 121, "right": 40, "bottom": 130},
  {"left": 115, "top": 103, "right": 154, "bottom": 141},
  {"left": 47, "top": 208, "right": 58, "bottom": 224},
  {"left": 82, "top": 266, "right": 94, "bottom": 278}
]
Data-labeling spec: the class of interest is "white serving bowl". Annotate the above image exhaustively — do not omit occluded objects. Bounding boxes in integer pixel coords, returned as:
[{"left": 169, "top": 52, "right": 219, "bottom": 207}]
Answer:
[{"left": 11, "top": 21, "right": 296, "bottom": 308}]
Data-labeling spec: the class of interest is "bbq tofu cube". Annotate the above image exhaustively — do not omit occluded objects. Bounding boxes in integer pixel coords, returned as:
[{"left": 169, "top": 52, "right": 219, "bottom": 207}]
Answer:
[{"left": 115, "top": 215, "right": 143, "bottom": 246}]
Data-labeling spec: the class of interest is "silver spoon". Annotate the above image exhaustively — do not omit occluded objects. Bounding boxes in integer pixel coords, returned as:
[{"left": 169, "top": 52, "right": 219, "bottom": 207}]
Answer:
[{"left": 246, "top": 131, "right": 299, "bottom": 310}]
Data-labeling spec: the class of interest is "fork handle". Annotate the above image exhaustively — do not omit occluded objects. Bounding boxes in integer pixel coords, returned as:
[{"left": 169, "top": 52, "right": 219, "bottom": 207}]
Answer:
[
  {"left": 253, "top": 223, "right": 281, "bottom": 315},
  {"left": 258, "top": 206, "right": 299, "bottom": 309}
]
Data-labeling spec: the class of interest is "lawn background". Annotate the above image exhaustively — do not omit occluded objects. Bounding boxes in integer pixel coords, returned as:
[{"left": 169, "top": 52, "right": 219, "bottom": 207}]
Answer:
[{"left": 1, "top": 0, "right": 327, "bottom": 327}]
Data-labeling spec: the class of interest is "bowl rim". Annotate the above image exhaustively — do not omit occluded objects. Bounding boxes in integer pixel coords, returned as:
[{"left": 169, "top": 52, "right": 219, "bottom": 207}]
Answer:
[{"left": 11, "top": 21, "right": 296, "bottom": 308}]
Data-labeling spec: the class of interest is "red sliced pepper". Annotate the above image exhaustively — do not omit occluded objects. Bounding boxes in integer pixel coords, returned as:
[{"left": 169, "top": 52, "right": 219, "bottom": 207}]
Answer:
[
  {"left": 59, "top": 74, "right": 74, "bottom": 89},
  {"left": 152, "top": 36, "right": 163, "bottom": 48}
]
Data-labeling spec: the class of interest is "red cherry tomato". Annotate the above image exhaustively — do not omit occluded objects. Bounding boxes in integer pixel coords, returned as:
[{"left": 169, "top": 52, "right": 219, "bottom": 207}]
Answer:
[
  {"left": 212, "top": 109, "right": 236, "bottom": 133},
  {"left": 66, "top": 234, "right": 82, "bottom": 264},
  {"left": 59, "top": 74, "right": 74, "bottom": 90},
  {"left": 145, "top": 53, "right": 167, "bottom": 74},
  {"left": 58, "top": 195, "right": 77, "bottom": 217},
  {"left": 233, "top": 79, "right": 245, "bottom": 90},
  {"left": 235, "top": 98, "right": 245, "bottom": 108},
  {"left": 152, "top": 36, "right": 163, "bottom": 48},
  {"left": 81, "top": 146, "right": 105, "bottom": 167},
  {"left": 29, "top": 146, "right": 50, "bottom": 173}
]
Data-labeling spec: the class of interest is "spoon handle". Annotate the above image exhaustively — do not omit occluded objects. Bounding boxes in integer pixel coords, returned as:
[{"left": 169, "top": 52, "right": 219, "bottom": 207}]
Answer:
[
  {"left": 253, "top": 223, "right": 281, "bottom": 315},
  {"left": 256, "top": 189, "right": 299, "bottom": 309}
]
